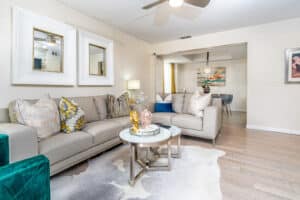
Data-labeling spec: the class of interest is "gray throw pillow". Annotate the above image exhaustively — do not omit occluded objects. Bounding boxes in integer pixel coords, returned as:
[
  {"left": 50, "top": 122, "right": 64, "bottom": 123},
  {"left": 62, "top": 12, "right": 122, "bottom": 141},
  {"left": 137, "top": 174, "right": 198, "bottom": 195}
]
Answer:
[
  {"left": 69, "top": 96, "right": 99, "bottom": 123},
  {"left": 172, "top": 93, "right": 185, "bottom": 113},
  {"left": 107, "top": 92, "right": 130, "bottom": 118},
  {"left": 93, "top": 95, "right": 108, "bottom": 120}
]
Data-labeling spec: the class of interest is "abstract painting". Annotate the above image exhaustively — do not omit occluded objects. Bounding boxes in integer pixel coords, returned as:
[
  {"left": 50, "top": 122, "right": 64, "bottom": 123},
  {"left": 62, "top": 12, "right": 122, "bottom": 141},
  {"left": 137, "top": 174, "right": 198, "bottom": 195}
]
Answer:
[{"left": 208, "top": 67, "right": 226, "bottom": 86}]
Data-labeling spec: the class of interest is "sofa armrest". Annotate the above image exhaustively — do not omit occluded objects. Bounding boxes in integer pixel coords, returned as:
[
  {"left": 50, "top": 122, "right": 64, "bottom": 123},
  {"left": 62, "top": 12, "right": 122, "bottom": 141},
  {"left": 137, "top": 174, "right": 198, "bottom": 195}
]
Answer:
[
  {"left": 0, "top": 123, "right": 38, "bottom": 163},
  {"left": 211, "top": 98, "right": 222, "bottom": 109},
  {"left": 0, "top": 155, "right": 50, "bottom": 200},
  {"left": 211, "top": 97, "right": 223, "bottom": 130},
  {"left": 203, "top": 105, "right": 222, "bottom": 139}
]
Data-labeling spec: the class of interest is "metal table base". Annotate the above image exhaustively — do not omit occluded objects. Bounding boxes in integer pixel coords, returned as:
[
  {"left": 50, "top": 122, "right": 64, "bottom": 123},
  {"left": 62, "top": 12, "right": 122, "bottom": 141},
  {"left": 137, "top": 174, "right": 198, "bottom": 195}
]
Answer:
[
  {"left": 129, "top": 140, "right": 171, "bottom": 186},
  {"left": 160, "top": 134, "right": 181, "bottom": 158}
]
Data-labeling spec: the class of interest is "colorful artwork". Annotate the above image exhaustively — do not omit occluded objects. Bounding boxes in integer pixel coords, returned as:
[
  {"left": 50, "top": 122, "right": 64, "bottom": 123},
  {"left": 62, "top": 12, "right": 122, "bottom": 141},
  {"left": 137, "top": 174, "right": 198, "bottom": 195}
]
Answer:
[
  {"left": 292, "top": 54, "right": 300, "bottom": 78},
  {"left": 285, "top": 48, "right": 300, "bottom": 83},
  {"left": 208, "top": 67, "right": 226, "bottom": 86}
]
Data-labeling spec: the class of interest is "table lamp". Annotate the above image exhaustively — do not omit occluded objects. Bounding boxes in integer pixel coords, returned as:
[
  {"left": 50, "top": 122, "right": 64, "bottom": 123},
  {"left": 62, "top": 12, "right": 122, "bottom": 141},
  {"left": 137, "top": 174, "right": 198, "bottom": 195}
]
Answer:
[{"left": 127, "top": 80, "right": 140, "bottom": 90}]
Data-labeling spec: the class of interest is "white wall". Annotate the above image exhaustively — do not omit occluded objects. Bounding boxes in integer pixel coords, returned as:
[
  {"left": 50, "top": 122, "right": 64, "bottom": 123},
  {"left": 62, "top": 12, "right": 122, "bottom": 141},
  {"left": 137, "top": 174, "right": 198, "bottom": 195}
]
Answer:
[
  {"left": 177, "top": 59, "right": 247, "bottom": 111},
  {"left": 152, "top": 18, "right": 300, "bottom": 135},
  {"left": 0, "top": 0, "right": 154, "bottom": 108}
]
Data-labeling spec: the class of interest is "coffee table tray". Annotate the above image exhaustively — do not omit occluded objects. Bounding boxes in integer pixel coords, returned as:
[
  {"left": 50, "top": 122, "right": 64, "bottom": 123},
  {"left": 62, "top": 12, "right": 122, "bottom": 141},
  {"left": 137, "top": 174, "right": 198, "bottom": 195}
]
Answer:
[{"left": 130, "top": 124, "right": 160, "bottom": 136}]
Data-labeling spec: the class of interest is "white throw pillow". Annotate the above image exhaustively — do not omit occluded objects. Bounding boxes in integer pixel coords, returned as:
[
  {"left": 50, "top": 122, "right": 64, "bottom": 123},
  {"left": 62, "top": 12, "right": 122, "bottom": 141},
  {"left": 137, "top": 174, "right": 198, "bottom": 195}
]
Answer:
[
  {"left": 15, "top": 98, "right": 61, "bottom": 139},
  {"left": 188, "top": 91, "right": 211, "bottom": 118},
  {"left": 156, "top": 94, "right": 172, "bottom": 103}
]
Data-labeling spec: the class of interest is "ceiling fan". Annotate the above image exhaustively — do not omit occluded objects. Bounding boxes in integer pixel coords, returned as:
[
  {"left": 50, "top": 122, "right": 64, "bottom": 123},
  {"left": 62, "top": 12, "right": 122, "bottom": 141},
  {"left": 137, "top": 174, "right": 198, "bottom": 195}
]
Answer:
[{"left": 142, "top": 0, "right": 210, "bottom": 10}]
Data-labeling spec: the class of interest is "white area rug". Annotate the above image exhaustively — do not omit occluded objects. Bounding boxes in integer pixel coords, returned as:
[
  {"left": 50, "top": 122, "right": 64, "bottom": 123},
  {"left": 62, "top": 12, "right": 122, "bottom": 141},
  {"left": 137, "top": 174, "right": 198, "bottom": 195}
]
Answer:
[{"left": 51, "top": 145, "right": 225, "bottom": 200}]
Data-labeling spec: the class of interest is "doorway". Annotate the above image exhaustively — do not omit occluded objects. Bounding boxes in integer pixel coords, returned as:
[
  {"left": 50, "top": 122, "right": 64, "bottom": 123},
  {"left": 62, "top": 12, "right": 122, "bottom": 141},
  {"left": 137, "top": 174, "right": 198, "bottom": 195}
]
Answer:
[{"left": 155, "top": 43, "right": 247, "bottom": 126}]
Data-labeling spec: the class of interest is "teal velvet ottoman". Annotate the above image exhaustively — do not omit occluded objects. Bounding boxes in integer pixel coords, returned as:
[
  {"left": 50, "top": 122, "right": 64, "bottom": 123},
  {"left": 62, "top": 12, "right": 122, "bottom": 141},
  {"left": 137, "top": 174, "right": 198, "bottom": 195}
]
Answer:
[{"left": 0, "top": 134, "right": 50, "bottom": 200}]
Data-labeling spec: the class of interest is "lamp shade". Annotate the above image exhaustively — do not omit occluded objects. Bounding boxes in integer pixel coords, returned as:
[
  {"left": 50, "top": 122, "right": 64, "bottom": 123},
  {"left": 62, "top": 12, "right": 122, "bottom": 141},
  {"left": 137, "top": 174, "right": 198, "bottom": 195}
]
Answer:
[{"left": 127, "top": 80, "right": 140, "bottom": 90}]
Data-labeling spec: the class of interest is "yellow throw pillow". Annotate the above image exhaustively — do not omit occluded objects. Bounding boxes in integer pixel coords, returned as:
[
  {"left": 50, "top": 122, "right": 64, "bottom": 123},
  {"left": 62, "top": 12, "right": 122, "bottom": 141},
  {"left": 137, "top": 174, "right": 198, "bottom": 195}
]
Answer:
[{"left": 59, "top": 97, "right": 86, "bottom": 133}]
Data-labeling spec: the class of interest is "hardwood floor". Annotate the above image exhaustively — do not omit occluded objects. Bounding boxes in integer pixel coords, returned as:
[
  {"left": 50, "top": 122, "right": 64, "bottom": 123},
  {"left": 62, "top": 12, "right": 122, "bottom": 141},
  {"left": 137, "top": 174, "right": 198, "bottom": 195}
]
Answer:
[{"left": 182, "top": 112, "right": 300, "bottom": 200}]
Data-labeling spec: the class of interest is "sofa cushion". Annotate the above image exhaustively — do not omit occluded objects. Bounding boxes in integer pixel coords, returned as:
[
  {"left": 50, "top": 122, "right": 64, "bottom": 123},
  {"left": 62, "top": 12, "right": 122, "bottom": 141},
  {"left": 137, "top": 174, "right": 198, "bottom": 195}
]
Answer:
[
  {"left": 93, "top": 95, "right": 107, "bottom": 120},
  {"left": 172, "top": 114, "right": 203, "bottom": 131},
  {"left": 172, "top": 93, "right": 184, "bottom": 113},
  {"left": 154, "top": 103, "right": 173, "bottom": 112},
  {"left": 69, "top": 97, "right": 99, "bottom": 123},
  {"left": 182, "top": 93, "right": 193, "bottom": 114},
  {"left": 152, "top": 112, "right": 176, "bottom": 126},
  {"left": 188, "top": 92, "right": 211, "bottom": 118},
  {"left": 15, "top": 98, "right": 60, "bottom": 139},
  {"left": 109, "top": 117, "right": 131, "bottom": 129},
  {"left": 8, "top": 99, "right": 37, "bottom": 123},
  {"left": 83, "top": 120, "right": 122, "bottom": 145},
  {"left": 39, "top": 131, "right": 93, "bottom": 165}
]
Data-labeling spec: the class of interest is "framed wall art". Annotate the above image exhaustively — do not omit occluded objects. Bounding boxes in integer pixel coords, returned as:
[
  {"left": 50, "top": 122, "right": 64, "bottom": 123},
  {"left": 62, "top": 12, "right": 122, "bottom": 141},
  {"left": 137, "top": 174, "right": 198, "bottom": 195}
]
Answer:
[
  {"left": 208, "top": 67, "right": 226, "bottom": 86},
  {"left": 197, "top": 67, "right": 226, "bottom": 87},
  {"left": 78, "top": 30, "right": 114, "bottom": 86},
  {"left": 12, "top": 7, "right": 76, "bottom": 85},
  {"left": 285, "top": 48, "right": 300, "bottom": 83}
]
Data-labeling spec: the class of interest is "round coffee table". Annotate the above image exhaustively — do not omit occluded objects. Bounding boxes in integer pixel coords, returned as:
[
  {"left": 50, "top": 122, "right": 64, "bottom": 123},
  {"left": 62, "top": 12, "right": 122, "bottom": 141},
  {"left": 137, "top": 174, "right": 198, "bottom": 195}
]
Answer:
[{"left": 119, "top": 127, "right": 171, "bottom": 186}]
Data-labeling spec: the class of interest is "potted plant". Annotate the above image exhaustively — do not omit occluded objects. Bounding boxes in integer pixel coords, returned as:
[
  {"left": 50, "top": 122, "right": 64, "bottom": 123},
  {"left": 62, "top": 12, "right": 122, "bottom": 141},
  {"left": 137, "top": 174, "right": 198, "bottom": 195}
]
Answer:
[{"left": 202, "top": 79, "right": 210, "bottom": 94}]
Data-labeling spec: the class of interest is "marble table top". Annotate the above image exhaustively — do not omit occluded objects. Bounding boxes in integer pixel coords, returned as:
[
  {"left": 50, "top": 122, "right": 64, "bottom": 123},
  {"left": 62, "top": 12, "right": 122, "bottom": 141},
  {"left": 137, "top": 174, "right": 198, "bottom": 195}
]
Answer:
[{"left": 119, "top": 127, "right": 171, "bottom": 145}]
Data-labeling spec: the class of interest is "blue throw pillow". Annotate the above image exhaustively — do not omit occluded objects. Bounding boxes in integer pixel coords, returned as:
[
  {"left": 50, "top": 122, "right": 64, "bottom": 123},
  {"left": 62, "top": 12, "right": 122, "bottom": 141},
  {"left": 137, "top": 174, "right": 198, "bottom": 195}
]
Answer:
[{"left": 154, "top": 103, "right": 173, "bottom": 112}]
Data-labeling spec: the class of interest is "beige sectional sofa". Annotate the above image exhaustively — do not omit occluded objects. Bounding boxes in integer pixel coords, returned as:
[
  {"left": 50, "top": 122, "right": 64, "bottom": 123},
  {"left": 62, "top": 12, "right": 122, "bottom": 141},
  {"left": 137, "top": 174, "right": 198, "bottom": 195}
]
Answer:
[
  {"left": 0, "top": 95, "right": 130, "bottom": 176},
  {"left": 152, "top": 93, "right": 223, "bottom": 144},
  {"left": 0, "top": 93, "right": 222, "bottom": 176}
]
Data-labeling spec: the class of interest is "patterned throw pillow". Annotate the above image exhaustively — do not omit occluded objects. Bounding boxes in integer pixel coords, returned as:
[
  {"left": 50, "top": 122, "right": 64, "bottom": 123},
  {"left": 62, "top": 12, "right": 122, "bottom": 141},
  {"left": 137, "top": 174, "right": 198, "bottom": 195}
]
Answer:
[
  {"left": 59, "top": 97, "right": 86, "bottom": 133},
  {"left": 156, "top": 94, "right": 172, "bottom": 103},
  {"left": 15, "top": 98, "right": 60, "bottom": 139},
  {"left": 9, "top": 99, "right": 38, "bottom": 123},
  {"left": 107, "top": 92, "right": 130, "bottom": 118}
]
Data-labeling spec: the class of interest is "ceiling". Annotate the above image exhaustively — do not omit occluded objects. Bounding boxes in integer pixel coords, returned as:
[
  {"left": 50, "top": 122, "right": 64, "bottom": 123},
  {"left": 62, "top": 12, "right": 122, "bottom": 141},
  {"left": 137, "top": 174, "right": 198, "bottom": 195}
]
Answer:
[
  {"left": 58, "top": 0, "right": 300, "bottom": 43},
  {"left": 163, "top": 43, "right": 247, "bottom": 64}
]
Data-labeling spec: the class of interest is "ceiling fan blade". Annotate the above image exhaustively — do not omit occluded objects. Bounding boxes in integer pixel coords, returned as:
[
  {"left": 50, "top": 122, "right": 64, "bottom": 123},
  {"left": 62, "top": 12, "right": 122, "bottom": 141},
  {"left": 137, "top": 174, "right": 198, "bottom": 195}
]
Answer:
[
  {"left": 185, "top": 0, "right": 210, "bottom": 8},
  {"left": 142, "top": 0, "right": 168, "bottom": 10}
]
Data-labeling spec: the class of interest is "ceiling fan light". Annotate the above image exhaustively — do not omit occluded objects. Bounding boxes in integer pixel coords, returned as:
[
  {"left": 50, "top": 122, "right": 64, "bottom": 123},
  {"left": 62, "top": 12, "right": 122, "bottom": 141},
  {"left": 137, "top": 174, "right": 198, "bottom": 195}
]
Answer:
[{"left": 169, "top": 0, "right": 184, "bottom": 8}]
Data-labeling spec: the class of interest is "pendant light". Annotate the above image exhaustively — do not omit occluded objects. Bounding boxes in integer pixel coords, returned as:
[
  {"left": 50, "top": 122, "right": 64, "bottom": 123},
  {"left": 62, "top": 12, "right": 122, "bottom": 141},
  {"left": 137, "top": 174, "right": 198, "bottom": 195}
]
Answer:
[{"left": 204, "top": 51, "right": 211, "bottom": 74}]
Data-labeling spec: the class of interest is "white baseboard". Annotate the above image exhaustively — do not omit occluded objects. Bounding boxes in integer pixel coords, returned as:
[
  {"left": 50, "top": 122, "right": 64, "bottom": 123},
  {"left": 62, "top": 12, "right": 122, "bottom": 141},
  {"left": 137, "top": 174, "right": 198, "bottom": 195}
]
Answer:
[{"left": 246, "top": 124, "right": 300, "bottom": 135}]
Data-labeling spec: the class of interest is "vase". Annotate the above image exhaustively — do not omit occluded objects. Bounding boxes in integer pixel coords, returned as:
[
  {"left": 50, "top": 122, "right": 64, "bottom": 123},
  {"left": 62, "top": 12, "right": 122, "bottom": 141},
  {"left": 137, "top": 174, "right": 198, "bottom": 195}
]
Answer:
[
  {"left": 203, "top": 85, "right": 210, "bottom": 94},
  {"left": 140, "top": 109, "right": 152, "bottom": 129}
]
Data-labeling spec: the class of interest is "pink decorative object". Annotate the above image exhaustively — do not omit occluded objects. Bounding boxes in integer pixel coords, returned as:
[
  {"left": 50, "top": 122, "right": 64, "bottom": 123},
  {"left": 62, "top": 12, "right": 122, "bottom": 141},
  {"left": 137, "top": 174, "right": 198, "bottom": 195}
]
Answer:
[{"left": 140, "top": 109, "right": 152, "bottom": 128}]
